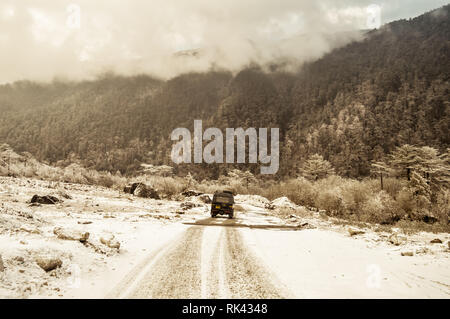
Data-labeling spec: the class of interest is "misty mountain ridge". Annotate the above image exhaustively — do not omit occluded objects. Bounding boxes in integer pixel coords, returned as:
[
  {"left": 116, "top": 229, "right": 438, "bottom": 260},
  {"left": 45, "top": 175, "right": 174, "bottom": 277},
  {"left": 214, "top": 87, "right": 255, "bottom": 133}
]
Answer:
[{"left": 0, "top": 5, "right": 449, "bottom": 179}]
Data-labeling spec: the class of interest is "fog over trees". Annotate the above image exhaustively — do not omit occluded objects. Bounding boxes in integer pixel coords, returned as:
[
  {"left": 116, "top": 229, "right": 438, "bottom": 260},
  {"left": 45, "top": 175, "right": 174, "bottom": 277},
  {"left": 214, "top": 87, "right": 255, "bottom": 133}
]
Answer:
[{"left": 0, "top": 5, "right": 448, "bottom": 181}]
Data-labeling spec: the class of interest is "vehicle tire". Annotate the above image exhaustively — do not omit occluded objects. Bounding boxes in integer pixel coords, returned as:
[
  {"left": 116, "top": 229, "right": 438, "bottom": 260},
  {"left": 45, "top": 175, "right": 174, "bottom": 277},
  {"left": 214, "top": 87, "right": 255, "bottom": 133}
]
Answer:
[{"left": 228, "top": 213, "right": 234, "bottom": 219}]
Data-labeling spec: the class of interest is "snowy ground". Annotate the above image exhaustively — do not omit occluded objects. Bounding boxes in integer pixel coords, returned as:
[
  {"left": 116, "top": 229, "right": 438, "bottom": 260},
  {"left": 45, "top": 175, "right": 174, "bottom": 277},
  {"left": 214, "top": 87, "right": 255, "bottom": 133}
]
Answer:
[{"left": 0, "top": 176, "right": 449, "bottom": 299}]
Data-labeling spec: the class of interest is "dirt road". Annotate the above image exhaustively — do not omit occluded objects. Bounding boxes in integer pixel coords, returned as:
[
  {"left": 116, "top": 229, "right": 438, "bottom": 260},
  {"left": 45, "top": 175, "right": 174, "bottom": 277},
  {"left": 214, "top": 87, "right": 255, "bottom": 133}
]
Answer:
[
  {"left": 106, "top": 211, "right": 450, "bottom": 299},
  {"left": 108, "top": 216, "right": 293, "bottom": 299}
]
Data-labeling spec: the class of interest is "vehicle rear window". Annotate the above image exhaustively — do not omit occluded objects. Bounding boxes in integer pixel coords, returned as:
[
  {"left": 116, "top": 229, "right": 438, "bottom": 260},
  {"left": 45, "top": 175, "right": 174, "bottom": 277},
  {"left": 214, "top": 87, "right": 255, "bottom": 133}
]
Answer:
[{"left": 214, "top": 196, "right": 233, "bottom": 204}]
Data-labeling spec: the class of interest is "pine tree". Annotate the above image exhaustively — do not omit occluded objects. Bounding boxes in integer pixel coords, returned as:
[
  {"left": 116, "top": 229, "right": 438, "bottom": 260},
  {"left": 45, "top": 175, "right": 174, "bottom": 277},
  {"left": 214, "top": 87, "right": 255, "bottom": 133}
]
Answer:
[
  {"left": 389, "top": 144, "right": 422, "bottom": 181},
  {"left": 227, "top": 169, "right": 257, "bottom": 187},
  {"left": 409, "top": 170, "right": 432, "bottom": 218},
  {"left": 301, "top": 154, "right": 335, "bottom": 181}
]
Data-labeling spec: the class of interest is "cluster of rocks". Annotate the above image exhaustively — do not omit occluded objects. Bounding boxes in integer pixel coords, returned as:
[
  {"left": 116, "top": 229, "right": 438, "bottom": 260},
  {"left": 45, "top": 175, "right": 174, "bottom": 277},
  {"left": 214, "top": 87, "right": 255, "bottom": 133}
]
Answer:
[
  {"left": 53, "top": 227, "right": 89, "bottom": 243},
  {"left": 178, "top": 190, "right": 211, "bottom": 209},
  {"left": 198, "top": 194, "right": 211, "bottom": 204},
  {"left": 388, "top": 233, "right": 408, "bottom": 246},
  {"left": 181, "top": 190, "right": 204, "bottom": 197},
  {"left": 52, "top": 226, "right": 121, "bottom": 256},
  {"left": 30, "top": 195, "right": 61, "bottom": 205},
  {"left": 265, "top": 197, "right": 297, "bottom": 210},
  {"left": 124, "top": 183, "right": 160, "bottom": 199},
  {"left": 19, "top": 224, "right": 41, "bottom": 234},
  {"left": 180, "top": 190, "right": 211, "bottom": 204},
  {"left": 1, "top": 251, "right": 61, "bottom": 273},
  {"left": 180, "top": 202, "right": 197, "bottom": 210},
  {"left": 99, "top": 234, "right": 121, "bottom": 249}
]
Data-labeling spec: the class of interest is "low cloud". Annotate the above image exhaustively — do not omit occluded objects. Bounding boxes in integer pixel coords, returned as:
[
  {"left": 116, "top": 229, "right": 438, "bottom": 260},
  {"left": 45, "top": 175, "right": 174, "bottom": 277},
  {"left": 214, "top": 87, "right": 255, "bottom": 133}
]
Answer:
[{"left": 0, "top": 0, "right": 447, "bottom": 83}]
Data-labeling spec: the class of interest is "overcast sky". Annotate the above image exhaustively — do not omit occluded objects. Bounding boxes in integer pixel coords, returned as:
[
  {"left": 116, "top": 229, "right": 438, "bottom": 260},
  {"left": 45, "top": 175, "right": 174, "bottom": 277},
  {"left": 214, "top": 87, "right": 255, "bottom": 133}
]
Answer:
[{"left": 0, "top": 0, "right": 448, "bottom": 84}]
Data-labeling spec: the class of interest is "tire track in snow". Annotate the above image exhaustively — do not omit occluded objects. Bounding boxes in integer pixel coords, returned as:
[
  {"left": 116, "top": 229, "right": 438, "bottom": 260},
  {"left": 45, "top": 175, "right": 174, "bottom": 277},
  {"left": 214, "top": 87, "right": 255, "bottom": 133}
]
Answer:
[
  {"left": 109, "top": 220, "right": 292, "bottom": 299},
  {"left": 224, "top": 227, "right": 291, "bottom": 298},
  {"left": 200, "top": 226, "right": 222, "bottom": 298},
  {"left": 127, "top": 226, "right": 204, "bottom": 298}
]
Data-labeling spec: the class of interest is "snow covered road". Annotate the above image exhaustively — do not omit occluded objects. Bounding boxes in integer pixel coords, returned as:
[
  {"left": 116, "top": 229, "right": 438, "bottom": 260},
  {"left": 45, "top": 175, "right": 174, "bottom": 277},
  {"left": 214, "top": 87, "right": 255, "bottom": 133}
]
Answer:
[{"left": 106, "top": 211, "right": 450, "bottom": 299}]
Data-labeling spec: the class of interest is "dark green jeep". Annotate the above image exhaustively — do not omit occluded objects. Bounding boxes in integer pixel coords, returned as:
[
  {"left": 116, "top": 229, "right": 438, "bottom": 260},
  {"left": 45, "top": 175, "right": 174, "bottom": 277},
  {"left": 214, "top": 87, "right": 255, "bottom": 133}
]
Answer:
[{"left": 211, "top": 190, "right": 235, "bottom": 219}]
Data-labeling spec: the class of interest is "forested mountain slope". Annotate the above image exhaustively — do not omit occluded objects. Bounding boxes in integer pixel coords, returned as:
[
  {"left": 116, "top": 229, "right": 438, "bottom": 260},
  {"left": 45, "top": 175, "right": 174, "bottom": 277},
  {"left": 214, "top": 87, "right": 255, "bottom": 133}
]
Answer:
[{"left": 0, "top": 5, "right": 448, "bottom": 179}]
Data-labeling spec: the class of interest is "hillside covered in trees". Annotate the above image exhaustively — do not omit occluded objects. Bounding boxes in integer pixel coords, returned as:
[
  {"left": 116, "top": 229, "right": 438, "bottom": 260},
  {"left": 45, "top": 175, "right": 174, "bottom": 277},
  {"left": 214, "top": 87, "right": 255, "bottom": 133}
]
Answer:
[{"left": 0, "top": 5, "right": 449, "bottom": 180}]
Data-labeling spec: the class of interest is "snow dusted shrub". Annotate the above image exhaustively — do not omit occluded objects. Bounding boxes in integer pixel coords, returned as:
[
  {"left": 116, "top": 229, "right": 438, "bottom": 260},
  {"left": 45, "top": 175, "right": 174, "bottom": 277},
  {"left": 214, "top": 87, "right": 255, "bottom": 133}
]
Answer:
[
  {"left": 96, "top": 173, "right": 115, "bottom": 188},
  {"left": 35, "top": 164, "right": 60, "bottom": 181},
  {"left": 383, "top": 178, "right": 405, "bottom": 199},
  {"left": 396, "top": 187, "right": 416, "bottom": 215},
  {"left": 311, "top": 176, "right": 344, "bottom": 215},
  {"left": 340, "top": 179, "right": 373, "bottom": 215},
  {"left": 261, "top": 178, "right": 316, "bottom": 207},
  {"left": 7, "top": 162, "right": 37, "bottom": 177},
  {"left": 246, "top": 184, "right": 265, "bottom": 196},
  {"left": 22, "top": 165, "right": 36, "bottom": 178},
  {"left": 139, "top": 176, "right": 188, "bottom": 198},
  {"left": 196, "top": 180, "right": 218, "bottom": 194},
  {"left": 288, "top": 178, "right": 316, "bottom": 207},
  {"left": 185, "top": 172, "right": 198, "bottom": 188},
  {"left": 160, "top": 177, "right": 187, "bottom": 197},
  {"left": 261, "top": 182, "right": 284, "bottom": 200},
  {"left": 227, "top": 180, "right": 248, "bottom": 195},
  {"left": 396, "top": 185, "right": 433, "bottom": 222},
  {"left": 6, "top": 163, "right": 21, "bottom": 176},
  {"left": 314, "top": 188, "right": 343, "bottom": 216},
  {"left": 433, "top": 190, "right": 450, "bottom": 224},
  {"left": 361, "top": 191, "right": 400, "bottom": 224},
  {"left": 315, "top": 175, "right": 344, "bottom": 189},
  {"left": 109, "top": 174, "right": 128, "bottom": 190},
  {"left": 63, "top": 164, "right": 88, "bottom": 184}
]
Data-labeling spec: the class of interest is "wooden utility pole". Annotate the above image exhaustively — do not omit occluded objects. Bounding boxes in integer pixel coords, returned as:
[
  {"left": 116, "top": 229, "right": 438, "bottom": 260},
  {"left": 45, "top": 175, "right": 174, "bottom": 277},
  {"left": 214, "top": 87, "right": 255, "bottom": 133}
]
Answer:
[{"left": 371, "top": 161, "right": 389, "bottom": 191}]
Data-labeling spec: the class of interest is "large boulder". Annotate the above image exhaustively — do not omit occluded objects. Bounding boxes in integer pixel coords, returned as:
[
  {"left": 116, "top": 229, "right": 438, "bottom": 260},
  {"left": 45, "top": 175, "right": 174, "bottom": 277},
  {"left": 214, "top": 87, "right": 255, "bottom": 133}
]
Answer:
[
  {"left": 130, "top": 183, "right": 143, "bottom": 194},
  {"left": 422, "top": 215, "right": 438, "bottom": 224},
  {"left": 124, "top": 183, "right": 160, "bottom": 199},
  {"left": 348, "top": 227, "right": 365, "bottom": 237},
  {"left": 100, "top": 234, "right": 121, "bottom": 249},
  {"left": 401, "top": 251, "right": 414, "bottom": 257},
  {"left": 30, "top": 195, "right": 61, "bottom": 205},
  {"left": 123, "top": 185, "right": 133, "bottom": 194},
  {"left": 124, "top": 183, "right": 140, "bottom": 194},
  {"left": 53, "top": 227, "right": 90, "bottom": 242},
  {"left": 35, "top": 256, "right": 62, "bottom": 272},
  {"left": 134, "top": 183, "right": 160, "bottom": 199},
  {"left": 388, "top": 233, "right": 407, "bottom": 246}
]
